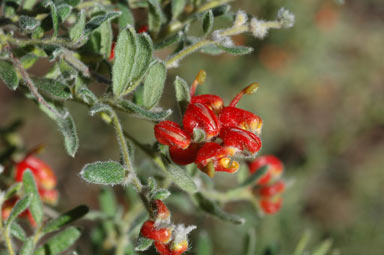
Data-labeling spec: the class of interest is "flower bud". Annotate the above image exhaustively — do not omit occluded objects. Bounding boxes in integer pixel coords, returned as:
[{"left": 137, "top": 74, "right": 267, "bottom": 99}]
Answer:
[
  {"left": 170, "top": 239, "right": 188, "bottom": 255},
  {"left": 191, "top": 94, "right": 224, "bottom": 114},
  {"left": 39, "top": 188, "right": 59, "bottom": 205},
  {"left": 220, "top": 127, "right": 262, "bottom": 156},
  {"left": 140, "top": 220, "right": 173, "bottom": 243},
  {"left": 260, "top": 196, "right": 282, "bottom": 214},
  {"left": 154, "top": 241, "right": 172, "bottom": 255},
  {"left": 258, "top": 180, "right": 285, "bottom": 197},
  {"left": 15, "top": 156, "right": 57, "bottom": 190},
  {"left": 248, "top": 155, "right": 283, "bottom": 185},
  {"left": 183, "top": 103, "right": 221, "bottom": 141},
  {"left": 152, "top": 199, "right": 171, "bottom": 222},
  {"left": 220, "top": 107, "right": 262, "bottom": 135},
  {"left": 169, "top": 143, "right": 200, "bottom": 165},
  {"left": 155, "top": 121, "right": 191, "bottom": 150},
  {"left": 138, "top": 25, "right": 149, "bottom": 33},
  {"left": 109, "top": 42, "right": 115, "bottom": 61},
  {"left": 195, "top": 142, "right": 239, "bottom": 177}
]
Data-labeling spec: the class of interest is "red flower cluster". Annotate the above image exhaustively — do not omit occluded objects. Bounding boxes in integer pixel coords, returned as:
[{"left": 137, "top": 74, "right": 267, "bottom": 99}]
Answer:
[
  {"left": 140, "top": 199, "right": 195, "bottom": 255},
  {"left": 154, "top": 71, "right": 263, "bottom": 177},
  {"left": 2, "top": 155, "right": 59, "bottom": 226},
  {"left": 248, "top": 155, "right": 285, "bottom": 214}
]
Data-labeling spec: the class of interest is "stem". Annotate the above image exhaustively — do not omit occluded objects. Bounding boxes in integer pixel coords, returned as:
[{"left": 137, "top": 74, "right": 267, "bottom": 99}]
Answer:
[
  {"left": 3, "top": 226, "right": 15, "bottom": 255},
  {"left": 5, "top": 45, "right": 66, "bottom": 119},
  {"left": 109, "top": 110, "right": 143, "bottom": 192}
]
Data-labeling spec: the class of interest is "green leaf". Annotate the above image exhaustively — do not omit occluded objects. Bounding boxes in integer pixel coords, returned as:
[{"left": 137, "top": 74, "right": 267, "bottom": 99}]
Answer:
[
  {"left": 200, "top": 44, "right": 224, "bottom": 55},
  {"left": 129, "top": 33, "right": 153, "bottom": 87},
  {"left": 238, "top": 166, "right": 268, "bottom": 188},
  {"left": 20, "top": 238, "right": 34, "bottom": 255},
  {"left": 118, "top": 3, "right": 134, "bottom": 29},
  {"left": 217, "top": 45, "right": 254, "bottom": 55},
  {"left": 84, "top": 11, "right": 121, "bottom": 35},
  {"left": 212, "top": 4, "right": 230, "bottom": 17},
  {"left": 80, "top": 161, "right": 125, "bottom": 185},
  {"left": 197, "top": 231, "right": 212, "bottom": 255},
  {"left": 21, "top": 54, "right": 39, "bottom": 69},
  {"left": 293, "top": 231, "right": 311, "bottom": 255},
  {"left": 113, "top": 99, "right": 172, "bottom": 121},
  {"left": 98, "top": 20, "right": 113, "bottom": 59},
  {"left": 34, "top": 78, "right": 71, "bottom": 100},
  {"left": 19, "top": 16, "right": 40, "bottom": 31},
  {"left": 0, "top": 60, "right": 19, "bottom": 90},
  {"left": 34, "top": 227, "right": 81, "bottom": 255},
  {"left": 57, "top": 4, "right": 72, "bottom": 22},
  {"left": 43, "top": 205, "right": 89, "bottom": 234},
  {"left": 194, "top": 192, "right": 245, "bottom": 224},
  {"left": 135, "top": 236, "right": 153, "bottom": 251},
  {"left": 174, "top": 75, "right": 190, "bottom": 114},
  {"left": 154, "top": 32, "right": 183, "bottom": 49},
  {"left": 70, "top": 10, "right": 86, "bottom": 42},
  {"left": 312, "top": 239, "right": 333, "bottom": 255},
  {"left": 10, "top": 222, "right": 26, "bottom": 241},
  {"left": 171, "top": 0, "right": 186, "bottom": 20},
  {"left": 22, "top": 170, "right": 43, "bottom": 225},
  {"left": 147, "top": 0, "right": 165, "bottom": 35},
  {"left": 89, "top": 103, "right": 112, "bottom": 116},
  {"left": 6, "top": 194, "right": 33, "bottom": 227},
  {"left": 112, "top": 26, "right": 137, "bottom": 97},
  {"left": 74, "top": 76, "right": 97, "bottom": 105},
  {"left": 39, "top": 103, "right": 79, "bottom": 157},
  {"left": 151, "top": 189, "right": 170, "bottom": 200},
  {"left": 202, "top": 10, "right": 214, "bottom": 35},
  {"left": 167, "top": 164, "right": 197, "bottom": 194},
  {"left": 143, "top": 60, "right": 166, "bottom": 109},
  {"left": 99, "top": 187, "right": 117, "bottom": 217},
  {"left": 46, "top": 1, "right": 59, "bottom": 38},
  {"left": 5, "top": 183, "right": 22, "bottom": 200}
]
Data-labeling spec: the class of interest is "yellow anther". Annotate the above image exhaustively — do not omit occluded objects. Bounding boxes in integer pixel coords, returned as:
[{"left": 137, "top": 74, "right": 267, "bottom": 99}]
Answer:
[{"left": 243, "top": 82, "right": 259, "bottom": 95}]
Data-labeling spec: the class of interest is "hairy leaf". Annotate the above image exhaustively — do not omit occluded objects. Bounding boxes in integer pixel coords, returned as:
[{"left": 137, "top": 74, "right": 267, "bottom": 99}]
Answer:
[
  {"left": 167, "top": 164, "right": 197, "bottom": 194},
  {"left": 19, "top": 238, "right": 34, "bottom": 255},
  {"left": 194, "top": 192, "right": 245, "bottom": 224},
  {"left": 174, "top": 76, "right": 190, "bottom": 113},
  {"left": 135, "top": 236, "right": 153, "bottom": 251},
  {"left": 43, "top": 205, "right": 89, "bottom": 234},
  {"left": 171, "top": 0, "right": 186, "bottom": 20},
  {"left": 0, "top": 60, "right": 19, "bottom": 90},
  {"left": 202, "top": 10, "right": 214, "bottom": 35},
  {"left": 143, "top": 60, "right": 166, "bottom": 109},
  {"left": 6, "top": 194, "right": 33, "bottom": 227},
  {"left": 19, "top": 16, "right": 40, "bottom": 31},
  {"left": 34, "top": 227, "right": 81, "bottom": 255},
  {"left": 22, "top": 170, "right": 43, "bottom": 225},
  {"left": 118, "top": 3, "right": 134, "bottom": 29},
  {"left": 112, "top": 26, "right": 137, "bottom": 97},
  {"left": 80, "top": 161, "right": 125, "bottom": 185},
  {"left": 34, "top": 78, "right": 71, "bottom": 100},
  {"left": 113, "top": 99, "right": 172, "bottom": 121},
  {"left": 70, "top": 10, "right": 86, "bottom": 41},
  {"left": 10, "top": 222, "right": 26, "bottom": 241},
  {"left": 217, "top": 44, "right": 254, "bottom": 55},
  {"left": 84, "top": 11, "right": 121, "bottom": 35},
  {"left": 99, "top": 187, "right": 117, "bottom": 217}
]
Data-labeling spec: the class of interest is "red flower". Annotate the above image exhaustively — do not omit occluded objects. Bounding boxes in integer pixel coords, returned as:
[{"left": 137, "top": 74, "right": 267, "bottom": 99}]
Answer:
[
  {"left": 169, "top": 143, "right": 200, "bottom": 165},
  {"left": 140, "top": 220, "right": 173, "bottom": 243},
  {"left": 182, "top": 103, "right": 221, "bottom": 141},
  {"left": 259, "top": 196, "right": 282, "bottom": 215},
  {"left": 138, "top": 25, "right": 149, "bottom": 33},
  {"left": 152, "top": 199, "right": 171, "bottom": 222},
  {"left": 220, "top": 107, "right": 262, "bottom": 135},
  {"left": 248, "top": 155, "right": 283, "bottom": 185},
  {"left": 15, "top": 156, "right": 57, "bottom": 190},
  {"left": 155, "top": 121, "right": 191, "bottom": 149},
  {"left": 109, "top": 42, "right": 116, "bottom": 61},
  {"left": 258, "top": 180, "right": 285, "bottom": 197},
  {"left": 220, "top": 126, "right": 262, "bottom": 156},
  {"left": 191, "top": 94, "right": 224, "bottom": 114},
  {"left": 1, "top": 197, "right": 36, "bottom": 226},
  {"left": 195, "top": 142, "right": 239, "bottom": 177}
]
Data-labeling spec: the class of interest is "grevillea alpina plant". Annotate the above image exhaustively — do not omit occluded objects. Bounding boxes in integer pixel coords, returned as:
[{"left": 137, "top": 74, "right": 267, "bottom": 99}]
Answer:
[{"left": 0, "top": 0, "right": 317, "bottom": 254}]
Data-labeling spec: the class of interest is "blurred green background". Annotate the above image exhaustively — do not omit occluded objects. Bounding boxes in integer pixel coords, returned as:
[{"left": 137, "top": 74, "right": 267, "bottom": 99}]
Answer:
[{"left": 1, "top": 0, "right": 384, "bottom": 254}]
